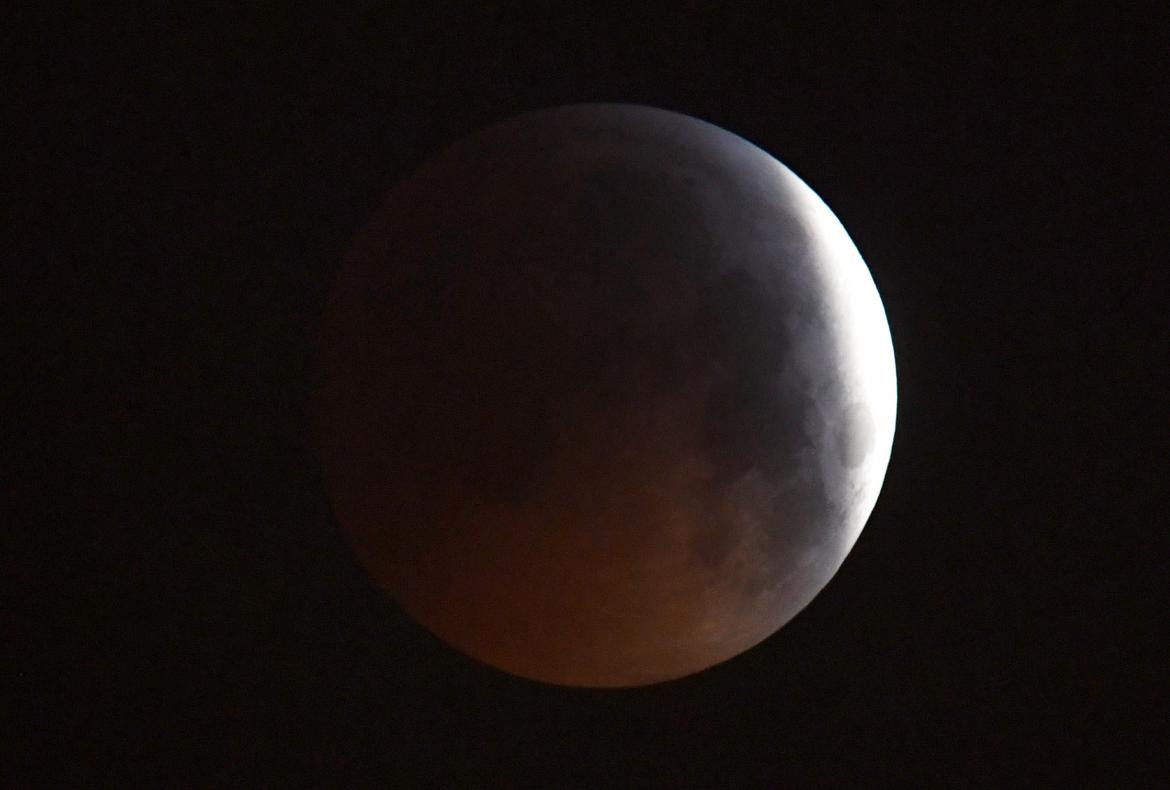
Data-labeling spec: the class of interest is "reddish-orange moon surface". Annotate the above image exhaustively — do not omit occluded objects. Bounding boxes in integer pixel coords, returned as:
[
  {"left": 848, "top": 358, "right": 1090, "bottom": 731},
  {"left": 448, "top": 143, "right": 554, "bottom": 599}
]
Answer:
[{"left": 314, "top": 105, "right": 896, "bottom": 687}]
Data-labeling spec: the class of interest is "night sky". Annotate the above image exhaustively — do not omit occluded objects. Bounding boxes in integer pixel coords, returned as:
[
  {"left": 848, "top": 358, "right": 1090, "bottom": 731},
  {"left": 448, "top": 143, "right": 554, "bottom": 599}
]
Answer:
[{"left": 7, "top": 5, "right": 1165, "bottom": 786}]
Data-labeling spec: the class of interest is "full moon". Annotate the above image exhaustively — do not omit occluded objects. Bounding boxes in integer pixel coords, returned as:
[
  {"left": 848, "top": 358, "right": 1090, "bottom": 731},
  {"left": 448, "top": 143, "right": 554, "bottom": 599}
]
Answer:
[{"left": 314, "top": 104, "right": 896, "bottom": 687}]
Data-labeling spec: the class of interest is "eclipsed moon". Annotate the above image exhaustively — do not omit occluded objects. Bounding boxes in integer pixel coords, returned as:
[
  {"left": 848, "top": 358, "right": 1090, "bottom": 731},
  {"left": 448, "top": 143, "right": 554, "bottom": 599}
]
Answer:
[{"left": 314, "top": 104, "right": 896, "bottom": 687}]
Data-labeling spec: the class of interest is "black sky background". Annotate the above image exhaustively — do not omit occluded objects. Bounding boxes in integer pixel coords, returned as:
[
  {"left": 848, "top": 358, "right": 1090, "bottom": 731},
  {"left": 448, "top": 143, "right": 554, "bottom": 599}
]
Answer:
[{"left": 6, "top": 5, "right": 1166, "bottom": 786}]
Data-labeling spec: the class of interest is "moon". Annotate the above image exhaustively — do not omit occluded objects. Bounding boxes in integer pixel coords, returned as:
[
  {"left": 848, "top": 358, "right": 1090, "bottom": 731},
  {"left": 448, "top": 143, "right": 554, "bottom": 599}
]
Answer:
[{"left": 314, "top": 104, "right": 896, "bottom": 687}]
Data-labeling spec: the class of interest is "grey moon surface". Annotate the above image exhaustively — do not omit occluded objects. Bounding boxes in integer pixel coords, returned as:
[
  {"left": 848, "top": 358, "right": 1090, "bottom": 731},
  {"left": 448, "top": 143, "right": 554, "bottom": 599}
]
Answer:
[{"left": 314, "top": 104, "right": 897, "bottom": 687}]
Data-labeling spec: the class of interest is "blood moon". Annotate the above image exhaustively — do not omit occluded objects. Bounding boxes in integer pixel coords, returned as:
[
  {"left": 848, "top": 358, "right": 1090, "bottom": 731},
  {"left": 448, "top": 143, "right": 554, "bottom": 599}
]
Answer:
[{"left": 314, "top": 104, "right": 896, "bottom": 687}]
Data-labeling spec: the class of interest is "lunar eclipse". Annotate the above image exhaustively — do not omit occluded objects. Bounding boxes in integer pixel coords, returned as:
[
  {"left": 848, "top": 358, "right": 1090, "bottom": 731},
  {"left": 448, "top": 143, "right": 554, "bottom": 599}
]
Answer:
[{"left": 314, "top": 104, "right": 896, "bottom": 687}]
